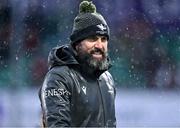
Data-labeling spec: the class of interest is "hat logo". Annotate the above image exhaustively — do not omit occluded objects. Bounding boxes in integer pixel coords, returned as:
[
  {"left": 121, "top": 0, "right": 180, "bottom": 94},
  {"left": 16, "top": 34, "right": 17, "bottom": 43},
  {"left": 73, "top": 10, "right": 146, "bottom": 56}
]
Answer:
[{"left": 97, "top": 24, "right": 106, "bottom": 31}]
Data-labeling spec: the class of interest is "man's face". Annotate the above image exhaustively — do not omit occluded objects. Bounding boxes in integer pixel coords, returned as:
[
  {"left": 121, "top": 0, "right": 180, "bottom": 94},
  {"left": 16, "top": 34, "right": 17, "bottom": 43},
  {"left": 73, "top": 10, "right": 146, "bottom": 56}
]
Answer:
[{"left": 75, "top": 35, "right": 109, "bottom": 71}]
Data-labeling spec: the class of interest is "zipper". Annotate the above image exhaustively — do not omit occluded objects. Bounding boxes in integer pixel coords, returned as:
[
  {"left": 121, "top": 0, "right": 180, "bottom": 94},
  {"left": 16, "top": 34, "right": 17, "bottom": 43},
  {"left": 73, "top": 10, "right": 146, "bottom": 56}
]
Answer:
[{"left": 97, "top": 78, "right": 106, "bottom": 126}]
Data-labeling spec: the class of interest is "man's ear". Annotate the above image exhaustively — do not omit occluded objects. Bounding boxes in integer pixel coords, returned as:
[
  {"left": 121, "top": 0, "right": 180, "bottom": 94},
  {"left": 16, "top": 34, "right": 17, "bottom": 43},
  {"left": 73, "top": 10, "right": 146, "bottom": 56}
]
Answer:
[
  {"left": 75, "top": 45, "right": 78, "bottom": 51},
  {"left": 71, "top": 42, "right": 81, "bottom": 56},
  {"left": 75, "top": 43, "right": 81, "bottom": 51}
]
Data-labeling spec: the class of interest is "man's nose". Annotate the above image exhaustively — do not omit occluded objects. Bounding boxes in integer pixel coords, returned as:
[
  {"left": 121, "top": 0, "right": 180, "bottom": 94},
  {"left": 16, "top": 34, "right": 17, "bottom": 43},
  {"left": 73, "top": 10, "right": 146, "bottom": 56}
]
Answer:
[{"left": 94, "top": 38, "right": 103, "bottom": 49}]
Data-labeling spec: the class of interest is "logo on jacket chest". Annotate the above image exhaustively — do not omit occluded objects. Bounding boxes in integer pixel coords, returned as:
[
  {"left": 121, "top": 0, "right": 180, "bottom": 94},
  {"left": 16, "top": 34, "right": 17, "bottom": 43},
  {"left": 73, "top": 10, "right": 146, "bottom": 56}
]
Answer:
[{"left": 81, "top": 86, "right": 87, "bottom": 95}]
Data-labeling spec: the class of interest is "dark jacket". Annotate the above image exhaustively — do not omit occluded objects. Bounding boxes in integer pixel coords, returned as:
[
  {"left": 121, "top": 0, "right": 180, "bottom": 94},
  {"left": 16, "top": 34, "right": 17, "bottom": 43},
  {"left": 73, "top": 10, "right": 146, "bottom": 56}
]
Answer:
[{"left": 39, "top": 44, "right": 116, "bottom": 127}]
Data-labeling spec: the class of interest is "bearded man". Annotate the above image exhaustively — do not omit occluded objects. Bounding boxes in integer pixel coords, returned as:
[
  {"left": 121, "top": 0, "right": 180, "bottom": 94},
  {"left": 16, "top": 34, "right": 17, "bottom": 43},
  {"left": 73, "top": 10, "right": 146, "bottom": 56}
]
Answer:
[{"left": 39, "top": 1, "right": 116, "bottom": 127}]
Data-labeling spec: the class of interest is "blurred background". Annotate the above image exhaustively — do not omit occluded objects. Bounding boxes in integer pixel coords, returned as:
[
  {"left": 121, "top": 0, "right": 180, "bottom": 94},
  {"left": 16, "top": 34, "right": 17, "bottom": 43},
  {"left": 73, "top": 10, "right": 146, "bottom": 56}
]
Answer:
[{"left": 0, "top": 0, "right": 180, "bottom": 127}]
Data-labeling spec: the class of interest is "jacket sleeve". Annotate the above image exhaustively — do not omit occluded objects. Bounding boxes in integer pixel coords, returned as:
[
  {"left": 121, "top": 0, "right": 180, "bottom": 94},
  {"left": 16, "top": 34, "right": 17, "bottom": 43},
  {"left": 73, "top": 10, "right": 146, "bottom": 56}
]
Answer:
[{"left": 39, "top": 67, "right": 72, "bottom": 127}]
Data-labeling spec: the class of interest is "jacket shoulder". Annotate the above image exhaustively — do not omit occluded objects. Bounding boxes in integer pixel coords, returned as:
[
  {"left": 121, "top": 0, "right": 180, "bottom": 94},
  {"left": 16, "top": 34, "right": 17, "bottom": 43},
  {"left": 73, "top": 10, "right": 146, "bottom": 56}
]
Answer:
[
  {"left": 42, "top": 66, "right": 73, "bottom": 90},
  {"left": 101, "top": 71, "right": 115, "bottom": 86},
  {"left": 49, "top": 65, "right": 70, "bottom": 74},
  {"left": 104, "top": 71, "right": 113, "bottom": 79},
  {"left": 102, "top": 71, "right": 113, "bottom": 80},
  {"left": 46, "top": 66, "right": 72, "bottom": 80}
]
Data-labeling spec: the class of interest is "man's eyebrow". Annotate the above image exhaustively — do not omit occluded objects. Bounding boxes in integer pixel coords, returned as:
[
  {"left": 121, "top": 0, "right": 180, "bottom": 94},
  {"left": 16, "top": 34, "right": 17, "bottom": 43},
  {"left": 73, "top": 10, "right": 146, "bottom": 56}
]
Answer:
[{"left": 87, "top": 35, "right": 98, "bottom": 39}]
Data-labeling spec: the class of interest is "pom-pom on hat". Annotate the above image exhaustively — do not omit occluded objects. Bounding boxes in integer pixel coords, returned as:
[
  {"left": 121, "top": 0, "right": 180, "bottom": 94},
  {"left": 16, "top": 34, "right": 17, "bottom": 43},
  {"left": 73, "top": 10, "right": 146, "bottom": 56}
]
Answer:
[{"left": 70, "top": 0, "right": 110, "bottom": 46}]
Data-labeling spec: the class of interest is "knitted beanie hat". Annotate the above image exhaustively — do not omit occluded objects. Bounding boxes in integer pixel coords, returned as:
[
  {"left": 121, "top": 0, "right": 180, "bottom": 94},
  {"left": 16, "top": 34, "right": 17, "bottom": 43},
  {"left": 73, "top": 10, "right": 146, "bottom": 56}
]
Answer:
[{"left": 70, "top": 0, "right": 110, "bottom": 46}]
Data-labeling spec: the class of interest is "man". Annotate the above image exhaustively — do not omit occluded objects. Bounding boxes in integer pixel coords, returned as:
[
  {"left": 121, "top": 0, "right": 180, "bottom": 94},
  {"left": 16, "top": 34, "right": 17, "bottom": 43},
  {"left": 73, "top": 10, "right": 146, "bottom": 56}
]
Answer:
[{"left": 39, "top": 1, "right": 116, "bottom": 127}]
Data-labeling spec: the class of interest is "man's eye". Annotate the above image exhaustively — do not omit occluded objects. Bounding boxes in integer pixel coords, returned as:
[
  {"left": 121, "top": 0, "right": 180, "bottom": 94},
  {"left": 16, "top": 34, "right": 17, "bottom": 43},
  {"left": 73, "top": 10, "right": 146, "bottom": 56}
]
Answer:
[{"left": 101, "top": 37, "right": 107, "bottom": 42}]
